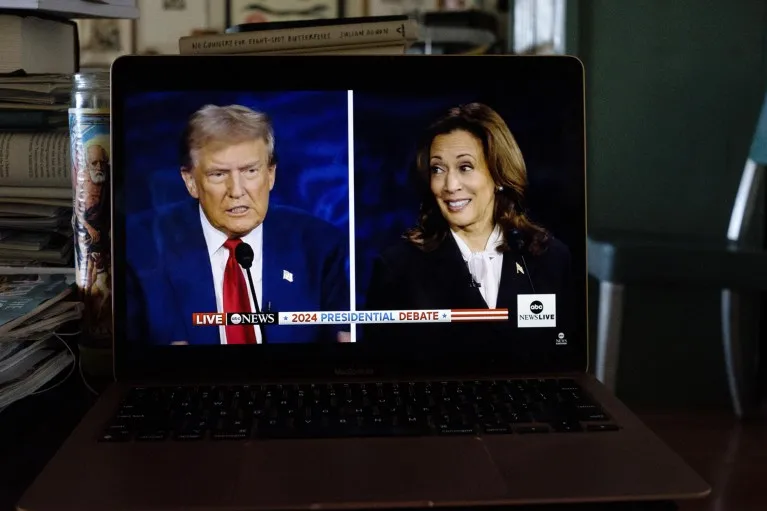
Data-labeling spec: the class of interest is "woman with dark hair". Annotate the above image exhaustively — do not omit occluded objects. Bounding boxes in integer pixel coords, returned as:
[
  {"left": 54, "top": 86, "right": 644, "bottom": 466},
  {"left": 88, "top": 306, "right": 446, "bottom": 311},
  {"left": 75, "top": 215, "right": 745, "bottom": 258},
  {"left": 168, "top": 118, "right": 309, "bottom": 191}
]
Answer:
[{"left": 363, "top": 102, "right": 574, "bottom": 344}]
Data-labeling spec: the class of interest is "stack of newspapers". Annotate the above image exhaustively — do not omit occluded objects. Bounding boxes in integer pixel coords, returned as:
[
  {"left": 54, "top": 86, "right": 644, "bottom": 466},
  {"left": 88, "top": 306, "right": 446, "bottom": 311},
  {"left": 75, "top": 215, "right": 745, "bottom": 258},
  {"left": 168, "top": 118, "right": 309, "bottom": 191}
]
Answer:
[
  {"left": 0, "top": 274, "right": 82, "bottom": 412},
  {"left": 0, "top": 12, "right": 78, "bottom": 272}
]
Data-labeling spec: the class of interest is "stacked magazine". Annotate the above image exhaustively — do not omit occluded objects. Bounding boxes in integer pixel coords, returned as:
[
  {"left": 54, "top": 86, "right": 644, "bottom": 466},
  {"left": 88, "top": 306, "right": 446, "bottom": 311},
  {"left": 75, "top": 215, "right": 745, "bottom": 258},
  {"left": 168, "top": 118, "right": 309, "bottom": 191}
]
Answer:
[
  {"left": 0, "top": 73, "right": 76, "bottom": 272},
  {"left": 0, "top": 274, "right": 82, "bottom": 411}
]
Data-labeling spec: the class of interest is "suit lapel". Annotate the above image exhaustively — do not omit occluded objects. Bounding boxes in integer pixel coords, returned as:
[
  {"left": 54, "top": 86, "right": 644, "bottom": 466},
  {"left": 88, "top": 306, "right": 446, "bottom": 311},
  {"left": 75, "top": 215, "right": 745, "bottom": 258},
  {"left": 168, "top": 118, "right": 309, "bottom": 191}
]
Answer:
[
  {"left": 429, "top": 234, "right": 487, "bottom": 309},
  {"left": 163, "top": 202, "right": 218, "bottom": 345},
  {"left": 497, "top": 246, "right": 538, "bottom": 308},
  {"left": 496, "top": 251, "right": 520, "bottom": 309},
  {"left": 496, "top": 242, "right": 539, "bottom": 336},
  {"left": 263, "top": 218, "right": 295, "bottom": 312},
  {"left": 262, "top": 219, "right": 294, "bottom": 341}
]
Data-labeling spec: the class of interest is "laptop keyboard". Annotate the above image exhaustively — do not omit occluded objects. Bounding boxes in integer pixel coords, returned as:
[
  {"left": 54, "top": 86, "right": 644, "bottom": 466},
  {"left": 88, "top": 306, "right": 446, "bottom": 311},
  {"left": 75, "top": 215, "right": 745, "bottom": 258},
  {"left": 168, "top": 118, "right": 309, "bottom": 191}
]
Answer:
[{"left": 99, "top": 378, "right": 619, "bottom": 442}]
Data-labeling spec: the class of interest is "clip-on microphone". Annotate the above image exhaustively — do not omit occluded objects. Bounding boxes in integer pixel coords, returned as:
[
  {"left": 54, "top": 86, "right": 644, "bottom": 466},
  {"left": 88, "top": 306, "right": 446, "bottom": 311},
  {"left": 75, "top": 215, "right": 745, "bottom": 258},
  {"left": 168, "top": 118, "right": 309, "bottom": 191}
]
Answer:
[{"left": 234, "top": 241, "right": 267, "bottom": 344}]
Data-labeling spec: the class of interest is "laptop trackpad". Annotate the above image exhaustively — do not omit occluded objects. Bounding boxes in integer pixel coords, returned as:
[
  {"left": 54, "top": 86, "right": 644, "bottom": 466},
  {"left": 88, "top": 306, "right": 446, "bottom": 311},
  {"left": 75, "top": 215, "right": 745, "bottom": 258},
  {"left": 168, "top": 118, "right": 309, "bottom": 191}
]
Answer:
[{"left": 235, "top": 437, "right": 507, "bottom": 507}]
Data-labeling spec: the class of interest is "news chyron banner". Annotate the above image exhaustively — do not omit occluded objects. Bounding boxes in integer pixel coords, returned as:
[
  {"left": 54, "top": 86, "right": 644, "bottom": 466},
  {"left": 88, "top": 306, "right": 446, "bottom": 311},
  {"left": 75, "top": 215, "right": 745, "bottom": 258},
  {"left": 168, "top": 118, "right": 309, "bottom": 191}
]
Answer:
[{"left": 192, "top": 309, "right": 509, "bottom": 327}]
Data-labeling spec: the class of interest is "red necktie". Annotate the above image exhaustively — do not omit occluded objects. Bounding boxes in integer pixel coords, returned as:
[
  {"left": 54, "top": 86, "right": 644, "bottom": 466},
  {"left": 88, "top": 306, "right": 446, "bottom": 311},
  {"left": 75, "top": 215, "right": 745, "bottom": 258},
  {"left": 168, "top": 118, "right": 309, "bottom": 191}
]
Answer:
[{"left": 222, "top": 238, "right": 256, "bottom": 345}]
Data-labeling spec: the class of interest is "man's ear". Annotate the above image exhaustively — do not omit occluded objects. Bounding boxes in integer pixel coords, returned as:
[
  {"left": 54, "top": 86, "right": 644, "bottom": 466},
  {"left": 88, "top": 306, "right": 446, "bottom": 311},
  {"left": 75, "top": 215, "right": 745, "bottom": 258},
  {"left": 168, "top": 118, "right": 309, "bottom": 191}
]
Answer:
[
  {"left": 268, "top": 164, "right": 276, "bottom": 191},
  {"left": 180, "top": 167, "right": 199, "bottom": 199}
]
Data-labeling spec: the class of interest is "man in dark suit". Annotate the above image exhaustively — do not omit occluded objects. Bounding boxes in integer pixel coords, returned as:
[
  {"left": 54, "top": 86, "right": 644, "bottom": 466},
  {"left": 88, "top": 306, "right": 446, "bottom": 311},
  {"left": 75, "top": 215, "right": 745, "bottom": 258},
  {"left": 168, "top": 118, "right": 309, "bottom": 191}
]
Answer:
[{"left": 126, "top": 104, "right": 350, "bottom": 345}]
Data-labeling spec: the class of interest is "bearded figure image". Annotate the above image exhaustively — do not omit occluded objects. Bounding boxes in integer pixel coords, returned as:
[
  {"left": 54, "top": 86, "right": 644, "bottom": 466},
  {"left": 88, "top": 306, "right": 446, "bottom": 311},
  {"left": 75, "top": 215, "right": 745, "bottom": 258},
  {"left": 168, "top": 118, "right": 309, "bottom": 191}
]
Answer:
[{"left": 74, "top": 140, "right": 112, "bottom": 331}]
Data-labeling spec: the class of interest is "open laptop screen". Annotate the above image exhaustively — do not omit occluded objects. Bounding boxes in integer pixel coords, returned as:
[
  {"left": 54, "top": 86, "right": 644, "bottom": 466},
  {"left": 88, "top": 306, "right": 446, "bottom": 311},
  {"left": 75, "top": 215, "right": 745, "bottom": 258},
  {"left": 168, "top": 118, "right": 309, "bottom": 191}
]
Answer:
[{"left": 114, "top": 56, "right": 586, "bottom": 375}]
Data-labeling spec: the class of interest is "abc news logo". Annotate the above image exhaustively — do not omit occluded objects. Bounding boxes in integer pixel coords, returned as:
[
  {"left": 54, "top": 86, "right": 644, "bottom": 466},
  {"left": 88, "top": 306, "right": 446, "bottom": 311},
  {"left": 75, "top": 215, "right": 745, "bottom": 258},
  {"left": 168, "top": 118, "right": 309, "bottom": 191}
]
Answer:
[
  {"left": 517, "top": 294, "right": 557, "bottom": 328},
  {"left": 228, "top": 313, "right": 277, "bottom": 325},
  {"left": 192, "top": 312, "right": 277, "bottom": 326}
]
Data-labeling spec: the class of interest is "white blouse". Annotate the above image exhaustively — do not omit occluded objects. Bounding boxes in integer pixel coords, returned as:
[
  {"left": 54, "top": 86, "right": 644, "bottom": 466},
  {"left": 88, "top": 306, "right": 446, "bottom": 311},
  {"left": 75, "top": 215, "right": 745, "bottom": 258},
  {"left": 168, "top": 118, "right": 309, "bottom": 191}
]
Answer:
[{"left": 451, "top": 225, "right": 504, "bottom": 309}]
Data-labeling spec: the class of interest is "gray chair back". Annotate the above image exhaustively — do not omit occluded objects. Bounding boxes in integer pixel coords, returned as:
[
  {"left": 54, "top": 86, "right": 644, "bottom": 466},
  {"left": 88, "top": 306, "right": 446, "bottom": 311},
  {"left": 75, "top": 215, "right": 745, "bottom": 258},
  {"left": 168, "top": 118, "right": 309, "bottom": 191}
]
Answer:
[{"left": 727, "top": 92, "right": 767, "bottom": 243}]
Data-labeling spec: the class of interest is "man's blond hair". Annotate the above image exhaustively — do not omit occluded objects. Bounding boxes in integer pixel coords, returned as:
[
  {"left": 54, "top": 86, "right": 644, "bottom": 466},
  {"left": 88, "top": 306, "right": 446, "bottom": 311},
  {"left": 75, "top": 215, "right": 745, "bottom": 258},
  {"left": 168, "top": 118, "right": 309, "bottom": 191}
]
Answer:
[{"left": 180, "top": 104, "right": 275, "bottom": 170}]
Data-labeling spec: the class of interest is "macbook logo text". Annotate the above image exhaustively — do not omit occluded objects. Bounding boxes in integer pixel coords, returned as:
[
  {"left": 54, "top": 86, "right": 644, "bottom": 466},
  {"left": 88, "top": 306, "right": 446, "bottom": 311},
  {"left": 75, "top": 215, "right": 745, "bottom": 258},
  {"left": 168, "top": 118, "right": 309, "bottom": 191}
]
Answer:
[{"left": 334, "top": 368, "right": 375, "bottom": 376}]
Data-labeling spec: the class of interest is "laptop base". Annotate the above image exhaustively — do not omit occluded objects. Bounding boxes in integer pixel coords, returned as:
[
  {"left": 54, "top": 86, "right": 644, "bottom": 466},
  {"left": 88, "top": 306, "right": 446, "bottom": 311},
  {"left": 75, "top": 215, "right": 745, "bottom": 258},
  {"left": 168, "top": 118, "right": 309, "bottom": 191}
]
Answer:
[{"left": 18, "top": 374, "right": 709, "bottom": 510}]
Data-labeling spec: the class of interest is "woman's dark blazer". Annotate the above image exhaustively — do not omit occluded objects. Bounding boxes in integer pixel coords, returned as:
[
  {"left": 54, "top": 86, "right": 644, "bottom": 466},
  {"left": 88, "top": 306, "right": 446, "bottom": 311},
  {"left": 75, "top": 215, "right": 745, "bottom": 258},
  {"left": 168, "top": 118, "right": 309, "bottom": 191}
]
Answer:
[{"left": 361, "top": 230, "right": 576, "bottom": 347}]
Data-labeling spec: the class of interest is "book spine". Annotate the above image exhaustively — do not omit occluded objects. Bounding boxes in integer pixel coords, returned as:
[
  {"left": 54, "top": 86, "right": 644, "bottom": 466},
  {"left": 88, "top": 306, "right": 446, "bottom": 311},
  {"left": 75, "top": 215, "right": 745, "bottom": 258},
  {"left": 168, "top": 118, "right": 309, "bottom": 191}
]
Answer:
[
  {"left": 204, "top": 41, "right": 405, "bottom": 55},
  {"left": 0, "top": 131, "right": 71, "bottom": 188},
  {"left": 179, "top": 18, "right": 418, "bottom": 55},
  {"left": 253, "top": 44, "right": 404, "bottom": 55}
]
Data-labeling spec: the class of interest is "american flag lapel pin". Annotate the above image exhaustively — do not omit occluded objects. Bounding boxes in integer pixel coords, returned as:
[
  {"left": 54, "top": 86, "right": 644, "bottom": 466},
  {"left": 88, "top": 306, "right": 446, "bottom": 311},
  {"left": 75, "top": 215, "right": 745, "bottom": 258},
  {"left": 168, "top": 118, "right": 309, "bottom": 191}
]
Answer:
[{"left": 283, "top": 270, "right": 293, "bottom": 282}]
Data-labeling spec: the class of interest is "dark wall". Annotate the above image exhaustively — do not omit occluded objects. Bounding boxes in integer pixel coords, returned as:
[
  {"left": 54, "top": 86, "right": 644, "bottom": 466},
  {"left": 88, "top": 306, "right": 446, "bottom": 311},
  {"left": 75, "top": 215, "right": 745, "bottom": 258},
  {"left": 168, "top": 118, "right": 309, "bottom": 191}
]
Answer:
[{"left": 571, "top": 0, "right": 767, "bottom": 405}]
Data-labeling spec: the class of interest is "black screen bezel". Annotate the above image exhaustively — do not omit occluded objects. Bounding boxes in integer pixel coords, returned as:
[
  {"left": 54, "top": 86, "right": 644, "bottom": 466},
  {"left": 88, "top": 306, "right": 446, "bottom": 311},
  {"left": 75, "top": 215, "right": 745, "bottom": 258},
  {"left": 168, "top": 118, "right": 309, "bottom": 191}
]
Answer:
[{"left": 111, "top": 55, "right": 588, "bottom": 382}]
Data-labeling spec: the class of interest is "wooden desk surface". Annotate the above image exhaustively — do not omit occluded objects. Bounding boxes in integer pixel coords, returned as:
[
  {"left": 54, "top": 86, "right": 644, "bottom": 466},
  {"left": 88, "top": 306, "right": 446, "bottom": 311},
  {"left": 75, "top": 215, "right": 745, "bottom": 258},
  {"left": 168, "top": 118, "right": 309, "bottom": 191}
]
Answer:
[{"left": 636, "top": 408, "right": 767, "bottom": 511}]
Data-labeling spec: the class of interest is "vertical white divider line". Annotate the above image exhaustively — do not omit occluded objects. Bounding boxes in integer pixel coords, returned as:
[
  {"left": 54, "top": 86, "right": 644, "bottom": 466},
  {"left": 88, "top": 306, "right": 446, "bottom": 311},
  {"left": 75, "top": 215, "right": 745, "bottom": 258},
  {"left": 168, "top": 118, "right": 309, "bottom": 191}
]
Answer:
[{"left": 347, "top": 90, "right": 357, "bottom": 343}]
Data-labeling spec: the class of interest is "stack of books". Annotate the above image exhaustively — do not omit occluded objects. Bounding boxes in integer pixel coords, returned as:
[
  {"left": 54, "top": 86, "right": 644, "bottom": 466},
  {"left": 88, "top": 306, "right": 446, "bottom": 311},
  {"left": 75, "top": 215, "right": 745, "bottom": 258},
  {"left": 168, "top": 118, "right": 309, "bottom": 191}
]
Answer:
[
  {"left": 0, "top": 0, "right": 138, "bottom": 18},
  {"left": 0, "top": 2, "right": 138, "bottom": 274},
  {"left": 0, "top": 13, "right": 79, "bottom": 273},
  {"left": 178, "top": 15, "right": 420, "bottom": 56},
  {"left": 0, "top": 1, "right": 134, "bottom": 404}
]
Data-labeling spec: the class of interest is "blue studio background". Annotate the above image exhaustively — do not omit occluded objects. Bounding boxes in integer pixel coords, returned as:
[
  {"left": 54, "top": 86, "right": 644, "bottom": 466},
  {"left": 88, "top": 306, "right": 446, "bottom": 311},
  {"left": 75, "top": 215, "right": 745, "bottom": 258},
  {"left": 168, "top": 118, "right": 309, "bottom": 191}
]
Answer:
[
  {"left": 353, "top": 89, "right": 584, "bottom": 340},
  {"left": 122, "top": 90, "right": 350, "bottom": 258}
]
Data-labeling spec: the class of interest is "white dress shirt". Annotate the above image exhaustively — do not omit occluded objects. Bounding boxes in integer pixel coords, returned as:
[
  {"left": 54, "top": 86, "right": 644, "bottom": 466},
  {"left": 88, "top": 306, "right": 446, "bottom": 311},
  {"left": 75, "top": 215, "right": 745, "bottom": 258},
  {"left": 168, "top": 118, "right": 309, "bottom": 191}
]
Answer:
[
  {"left": 451, "top": 225, "right": 504, "bottom": 309},
  {"left": 199, "top": 205, "right": 263, "bottom": 344}
]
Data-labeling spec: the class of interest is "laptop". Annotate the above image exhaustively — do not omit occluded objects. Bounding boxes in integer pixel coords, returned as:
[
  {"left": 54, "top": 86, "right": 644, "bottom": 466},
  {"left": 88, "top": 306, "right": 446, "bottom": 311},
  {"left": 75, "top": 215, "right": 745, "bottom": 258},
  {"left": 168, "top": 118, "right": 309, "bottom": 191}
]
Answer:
[{"left": 19, "top": 55, "right": 709, "bottom": 510}]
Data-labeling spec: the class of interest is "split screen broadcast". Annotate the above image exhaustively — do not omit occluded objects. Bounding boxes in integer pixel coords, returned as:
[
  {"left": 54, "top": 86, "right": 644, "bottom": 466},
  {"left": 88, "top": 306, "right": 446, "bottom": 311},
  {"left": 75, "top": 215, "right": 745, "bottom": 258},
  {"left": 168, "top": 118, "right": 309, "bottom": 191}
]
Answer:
[{"left": 123, "top": 90, "right": 581, "bottom": 347}]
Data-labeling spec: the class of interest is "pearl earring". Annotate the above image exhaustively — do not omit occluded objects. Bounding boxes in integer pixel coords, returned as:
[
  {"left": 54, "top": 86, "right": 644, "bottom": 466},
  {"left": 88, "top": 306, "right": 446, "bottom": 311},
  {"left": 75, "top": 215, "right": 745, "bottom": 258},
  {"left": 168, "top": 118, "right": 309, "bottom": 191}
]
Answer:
[{"left": 497, "top": 185, "right": 504, "bottom": 192}]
